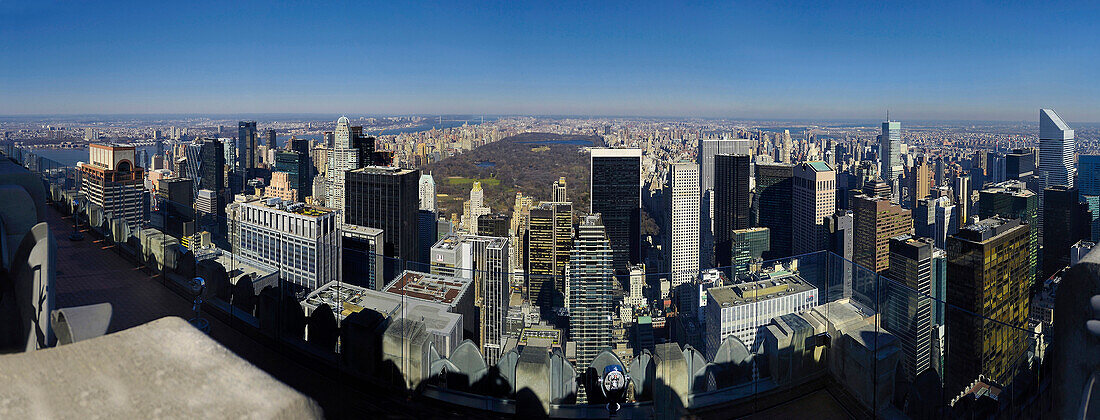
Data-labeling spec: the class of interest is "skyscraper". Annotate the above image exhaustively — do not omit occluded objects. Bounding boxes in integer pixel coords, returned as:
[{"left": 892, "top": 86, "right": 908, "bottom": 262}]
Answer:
[
  {"left": 429, "top": 234, "right": 510, "bottom": 364},
  {"left": 1006, "top": 148, "right": 1036, "bottom": 180},
  {"left": 884, "top": 236, "right": 947, "bottom": 382},
  {"left": 552, "top": 176, "right": 568, "bottom": 203},
  {"left": 698, "top": 138, "right": 754, "bottom": 192},
  {"left": 237, "top": 121, "right": 257, "bottom": 189},
  {"left": 344, "top": 166, "right": 421, "bottom": 277},
  {"left": 909, "top": 157, "right": 932, "bottom": 208},
  {"left": 526, "top": 202, "right": 572, "bottom": 309},
  {"left": 1079, "top": 155, "right": 1100, "bottom": 242},
  {"left": 881, "top": 120, "right": 902, "bottom": 190},
  {"left": 1042, "top": 186, "right": 1091, "bottom": 278},
  {"left": 326, "top": 116, "right": 359, "bottom": 213},
  {"left": 338, "top": 224, "right": 384, "bottom": 290},
  {"left": 590, "top": 148, "right": 641, "bottom": 271},
  {"left": 979, "top": 180, "right": 1039, "bottom": 286},
  {"left": 953, "top": 175, "right": 971, "bottom": 223},
  {"left": 1039, "top": 108, "right": 1075, "bottom": 190},
  {"left": 568, "top": 214, "right": 614, "bottom": 394},
  {"left": 290, "top": 138, "right": 313, "bottom": 199},
  {"left": 852, "top": 194, "right": 913, "bottom": 273},
  {"left": 792, "top": 162, "right": 836, "bottom": 255},
  {"left": 274, "top": 151, "right": 306, "bottom": 201},
  {"left": 419, "top": 172, "right": 436, "bottom": 211},
  {"left": 699, "top": 139, "right": 753, "bottom": 268},
  {"left": 667, "top": 163, "right": 700, "bottom": 305},
  {"left": 1038, "top": 108, "right": 1075, "bottom": 246},
  {"left": 731, "top": 227, "right": 770, "bottom": 278},
  {"left": 232, "top": 197, "right": 338, "bottom": 292},
  {"left": 155, "top": 177, "right": 194, "bottom": 240},
  {"left": 714, "top": 154, "right": 750, "bottom": 268},
  {"left": 79, "top": 143, "right": 148, "bottom": 229},
  {"left": 265, "top": 129, "right": 276, "bottom": 148},
  {"left": 755, "top": 163, "right": 794, "bottom": 259},
  {"left": 945, "top": 217, "right": 1031, "bottom": 396}
]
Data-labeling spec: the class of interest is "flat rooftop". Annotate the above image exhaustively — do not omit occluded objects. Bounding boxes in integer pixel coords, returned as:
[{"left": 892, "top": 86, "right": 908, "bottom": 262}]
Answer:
[
  {"left": 240, "top": 196, "right": 333, "bottom": 217},
  {"left": 709, "top": 271, "right": 815, "bottom": 308},
  {"left": 384, "top": 270, "right": 471, "bottom": 306},
  {"left": 981, "top": 180, "right": 1035, "bottom": 197},
  {"left": 432, "top": 233, "right": 508, "bottom": 251},
  {"left": 301, "top": 281, "right": 460, "bottom": 334}
]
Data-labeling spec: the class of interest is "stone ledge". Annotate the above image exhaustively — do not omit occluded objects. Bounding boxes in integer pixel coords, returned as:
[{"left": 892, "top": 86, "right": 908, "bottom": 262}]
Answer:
[{"left": 0, "top": 316, "right": 322, "bottom": 419}]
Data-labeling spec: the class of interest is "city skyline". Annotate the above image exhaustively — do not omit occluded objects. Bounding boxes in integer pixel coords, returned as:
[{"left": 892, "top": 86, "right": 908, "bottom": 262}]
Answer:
[{"left": 3, "top": 2, "right": 1100, "bottom": 120}]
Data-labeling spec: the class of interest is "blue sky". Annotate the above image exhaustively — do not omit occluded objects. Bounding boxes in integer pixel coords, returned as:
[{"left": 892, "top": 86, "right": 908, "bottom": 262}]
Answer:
[{"left": 2, "top": 1, "right": 1099, "bottom": 121}]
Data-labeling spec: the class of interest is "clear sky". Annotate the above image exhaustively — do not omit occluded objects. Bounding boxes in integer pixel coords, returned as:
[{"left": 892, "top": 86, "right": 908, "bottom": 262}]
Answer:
[{"left": 2, "top": 1, "right": 1099, "bottom": 121}]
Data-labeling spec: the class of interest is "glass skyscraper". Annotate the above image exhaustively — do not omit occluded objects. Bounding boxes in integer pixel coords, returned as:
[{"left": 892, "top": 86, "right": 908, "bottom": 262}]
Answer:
[{"left": 589, "top": 148, "right": 641, "bottom": 272}]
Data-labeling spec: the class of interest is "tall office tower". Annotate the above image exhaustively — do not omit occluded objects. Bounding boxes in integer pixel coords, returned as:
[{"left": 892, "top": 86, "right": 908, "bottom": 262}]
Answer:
[
  {"left": 731, "top": 227, "right": 770, "bottom": 278},
  {"left": 199, "top": 139, "right": 224, "bottom": 191},
  {"left": 755, "top": 163, "right": 794, "bottom": 259},
  {"left": 852, "top": 194, "right": 913, "bottom": 273},
  {"left": 265, "top": 129, "right": 276, "bottom": 148},
  {"left": 909, "top": 158, "right": 932, "bottom": 208},
  {"left": 781, "top": 130, "right": 793, "bottom": 163},
  {"left": 417, "top": 209, "right": 438, "bottom": 266},
  {"left": 979, "top": 181, "right": 1039, "bottom": 286},
  {"left": 698, "top": 138, "right": 754, "bottom": 192},
  {"left": 945, "top": 217, "right": 1031, "bottom": 396},
  {"left": 934, "top": 157, "right": 946, "bottom": 187},
  {"left": 1079, "top": 155, "right": 1100, "bottom": 241},
  {"left": 704, "top": 271, "right": 817, "bottom": 359},
  {"left": 429, "top": 234, "right": 510, "bottom": 364},
  {"left": 155, "top": 177, "right": 194, "bottom": 240},
  {"left": 526, "top": 202, "right": 573, "bottom": 309},
  {"left": 237, "top": 121, "right": 257, "bottom": 189},
  {"left": 327, "top": 116, "right": 360, "bottom": 212},
  {"left": 934, "top": 199, "right": 958, "bottom": 249},
  {"left": 1006, "top": 148, "right": 1036, "bottom": 180},
  {"left": 1042, "top": 186, "right": 1092, "bottom": 278},
  {"left": 195, "top": 189, "right": 217, "bottom": 224},
  {"left": 862, "top": 177, "right": 892, "bottom": 198},
  {"left": 290, "top": 138, "right": 312, "bottom": 199},
  {"left": 419, "top": 172, "right": 436, "bottom": 211},
  {"left": 699, "top": 141, "right": 752, "bottom": 269},
  {"left": 953, "top": 175, "right": 971, "bottom": 223},
  {"left": 884, "top": 236, "right": 947, "bottom": 382},
  {"left": 825, "top": 210, "right": 854, "bottom": 261},
  {"left": 1039, "top": 108, "right": 1075, "bottom": 190},
  {"left": 462, "top": 181, "right": 491, "bottom": 233},
  {"left": 273, "top": 152, "right": 306, "bottom": 201},
  {"left": 986, "top": 153, "right": 1007, "bottom": 185},
  {"left": 351, "top": 130, "right": 376, "bottom": 167},
  {"left": 263, "top": 171, "right": 299, "bottom": 202},
  {"left": 79, "top": 143, "right": 149, "bottom": 229},
  {"left": 182, "top": 143, "right": 203, "bottom": 191},
  {"left": 714, "top": 155, "right": 750, "bottom": 268},
  {"left": 552, "top": 176, "right": 568, "bottom": 203},
  {"left": 667, "top": 162, "right": 700, "bottom": 307},
  {"left": 334, "top": 116, "right": 351, "bottom": 148},
  {"left": 323, "top": 131, "right": 335, "bottom": 148},
  {"left": 232, "top": 197, "right": 338, "bottom": 292},
  {"left": 477, "top": 213, "right": 509, "bottom": 237},
  {"left": 792, "top": 162, "right": 836, "bottom": 255},
  {"left": 344, "top": 166, "right": 421, "bottom": 276},
  {"left": 972, "top": 150, "right": 989, "bottom": 182},
  {"left": 881, "top": 120, "right": 902, "bottom": 191},
  {"left": 337, "top": 224, "right": 384, "bottom": 290},
  {"left": 568, "top": 214, "right": 615, "bottom": 397},
  {"left": 590, "top": 148, "right": 642, "bottom": 271},
  {"left": 626, "top": 264, "right": 647, "bottom": 308}
]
